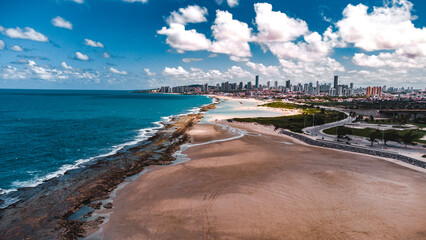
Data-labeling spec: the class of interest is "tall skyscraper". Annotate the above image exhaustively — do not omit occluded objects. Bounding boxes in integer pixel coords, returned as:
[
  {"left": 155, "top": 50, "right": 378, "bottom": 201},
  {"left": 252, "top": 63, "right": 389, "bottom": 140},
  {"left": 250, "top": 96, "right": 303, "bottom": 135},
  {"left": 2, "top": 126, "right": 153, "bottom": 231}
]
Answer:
[
  {"left": 247, "top": 81, "right": 252, "bottom": 90},
  {"left": 239, "top": 82, "right": 243, "bottom": 90},
  {"left": 274, "top": 81, "right": 278, "bottom": 89},
  {"left": 316, "top": 81, "right": 319, "bottom": 95},
  {"left": 255, "top": 75, "right": 259, "bottom": 89},
  {"left": 286, "top": 80, "right": 291, "bottom": 89},
  {"left": 266, "top": 81, "right": 270, "bottom": 89},
  {"left": 334, "top": 75, "right": 338, "bottom": 89},
  {"left": 350, "top": 82, "right": 354, "bottom": 89}
]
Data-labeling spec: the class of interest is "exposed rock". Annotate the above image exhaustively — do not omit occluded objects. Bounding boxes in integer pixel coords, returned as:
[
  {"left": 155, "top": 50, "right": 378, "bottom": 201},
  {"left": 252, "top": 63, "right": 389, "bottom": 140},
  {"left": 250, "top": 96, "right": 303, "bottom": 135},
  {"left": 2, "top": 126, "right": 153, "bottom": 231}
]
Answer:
[
  {"left": 0, "top": 100, "right": 217, "bottom": 240},
  {"left": 103, "top": 202, "right": 113, "bottom": 209}
]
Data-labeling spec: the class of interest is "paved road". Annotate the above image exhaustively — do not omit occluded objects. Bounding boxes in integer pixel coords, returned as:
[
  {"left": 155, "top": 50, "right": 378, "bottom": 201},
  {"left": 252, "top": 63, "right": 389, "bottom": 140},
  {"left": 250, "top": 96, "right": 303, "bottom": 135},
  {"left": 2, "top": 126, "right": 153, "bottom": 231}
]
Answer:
[
  {"left": 302, "top": 107, "right": 350, "bottom": 141},
  {"left": 301, "top": 106, "right": 426, "bottom": 161}
]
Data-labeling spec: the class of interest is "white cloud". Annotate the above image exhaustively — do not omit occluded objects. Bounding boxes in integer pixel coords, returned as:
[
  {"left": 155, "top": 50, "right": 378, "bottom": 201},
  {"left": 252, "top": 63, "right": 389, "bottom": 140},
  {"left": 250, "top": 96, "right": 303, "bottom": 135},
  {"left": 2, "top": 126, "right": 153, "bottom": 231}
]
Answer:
[
  {"left": 168, "top": 5, "right": 208, "bottom": 25},
  {"left": 182, "top": 58, "right": 203, "bottom": 63},
  {"left": 153, "top": 65, "right": 252, "bottom": 87},
  {"left": 0, "top": 26, "right": 48, "bottom": 42},
  {"left": 103, "top": 52, "right": 110, "bottom": 58},
  {"left": 227, "top": 0, "right": 239, "bottom": 8},
  {"left": 144, "top": 68, "right": 156, "bottom": 76},
  {"left": 353, "top": 52, "right": 426, "bottom": 69},
  {"left": 278, "top": 57, "right": 344, "bottom": 81},
  {"left": 11, "top": 45, "right": 23, "bottom": 52},
  {"left": 71, "top": 0, "right": 84, "bottom": 3},
  {"left": 157, "top": 23, "right": 211, "bottom": 52},
  {"left": 224, "top": 66, "right": 251, "bottom": 79},
  {"left": 1, "top": 66, "right": 28, "bottom": 79},
  {"left": 162, "top": 66, "right": 189, "bottom": 75},
  {"left": 27, "top": 60, "right": 67, "bottom": 81},
  {"left": 210, "top": 10, "right": 252, "bottom": 58},
  {"left": 51, "top": 16, "right": 73, "bottom": 30},
  {"left": 266, "top": 31, "right": 334, "bottom": 62},
  {"left": 75, "top": 52, "right": 89, "bottom": 61},
  {"left": 61, "top": 62, "right": 73, "bottom": 69},
  {"left": 336, "top": 0, "right": 426, "bottom": 53},
  {"left": 110, "top": 67, "right": 128, "bottom": 75},
  {"left": 0, "top": 40, "right": 5, "bottom": 50},
  {"left": 246, "top": 62, "right": 280, "bottom": 76},
  {"left": 229, "top": 56, "right": 249, "bottom": 62},
  {"left": 254, "top": 3, "right": 308, "bottom": 43},
  {"left": 84, "top": 39, "right": 104, "bottom": 48}
]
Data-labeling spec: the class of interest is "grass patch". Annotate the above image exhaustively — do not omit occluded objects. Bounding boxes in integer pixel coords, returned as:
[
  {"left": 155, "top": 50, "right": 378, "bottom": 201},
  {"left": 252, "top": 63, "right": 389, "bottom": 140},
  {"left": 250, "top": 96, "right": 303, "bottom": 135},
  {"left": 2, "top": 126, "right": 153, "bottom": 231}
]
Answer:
[
  {"left": 261, "top": 102, "right": 308, "bottom": 109},
  {"left": 323, "top": 126, "right": 426, "bottom": 143},
  {"left": 233, "top": 107, "right": 345, "bottom": 133}
]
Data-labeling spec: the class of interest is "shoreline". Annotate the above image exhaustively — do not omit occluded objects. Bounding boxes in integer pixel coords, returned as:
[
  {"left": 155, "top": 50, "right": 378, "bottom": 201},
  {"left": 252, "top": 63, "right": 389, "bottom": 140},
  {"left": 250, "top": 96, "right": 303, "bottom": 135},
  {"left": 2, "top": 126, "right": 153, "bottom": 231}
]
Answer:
[
  {"left": 92, "top": 119, "right": 426, "bottom": 239},
  {"left": 0, "top": 98, "right": 219, "bottom": 239}
]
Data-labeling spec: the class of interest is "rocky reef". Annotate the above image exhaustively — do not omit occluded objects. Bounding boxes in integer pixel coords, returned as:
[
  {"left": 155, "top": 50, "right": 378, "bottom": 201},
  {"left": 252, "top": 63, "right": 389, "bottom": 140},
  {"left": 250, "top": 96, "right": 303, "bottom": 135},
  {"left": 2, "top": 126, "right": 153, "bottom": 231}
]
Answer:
[{"left": 0, "top": 100, "right": 217, "bottom": 240}]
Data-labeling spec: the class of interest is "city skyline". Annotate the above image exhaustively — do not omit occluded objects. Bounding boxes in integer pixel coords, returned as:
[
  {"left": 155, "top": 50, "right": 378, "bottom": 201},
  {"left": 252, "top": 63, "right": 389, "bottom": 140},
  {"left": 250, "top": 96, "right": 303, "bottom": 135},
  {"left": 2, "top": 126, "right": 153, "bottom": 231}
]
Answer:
[{"left": 0, "top": 0, "right": 425, "bottom": 89}]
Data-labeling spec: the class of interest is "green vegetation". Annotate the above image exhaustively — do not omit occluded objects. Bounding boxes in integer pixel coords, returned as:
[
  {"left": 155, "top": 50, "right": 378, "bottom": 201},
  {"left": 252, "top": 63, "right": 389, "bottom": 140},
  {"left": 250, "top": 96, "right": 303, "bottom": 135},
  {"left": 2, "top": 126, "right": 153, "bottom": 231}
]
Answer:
[
  {"left": 261, "top": 101, "right": 308, "bottom": 109},
  {"left": 233, "top": 101, "right": 346, "bottom": 133},
  {"left": 336, "top": 126, "right": 352, "bottom": 140},
  {"left": 323, "top": 126, "right": 426, "bottom": 146}
]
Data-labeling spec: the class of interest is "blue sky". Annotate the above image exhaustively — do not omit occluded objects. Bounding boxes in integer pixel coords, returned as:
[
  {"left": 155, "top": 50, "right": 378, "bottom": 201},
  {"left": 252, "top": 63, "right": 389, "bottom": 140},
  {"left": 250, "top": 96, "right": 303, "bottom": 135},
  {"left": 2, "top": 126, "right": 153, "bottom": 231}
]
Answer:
[{"left": 0, "top": 0, "right": 425, "bottom": 89}]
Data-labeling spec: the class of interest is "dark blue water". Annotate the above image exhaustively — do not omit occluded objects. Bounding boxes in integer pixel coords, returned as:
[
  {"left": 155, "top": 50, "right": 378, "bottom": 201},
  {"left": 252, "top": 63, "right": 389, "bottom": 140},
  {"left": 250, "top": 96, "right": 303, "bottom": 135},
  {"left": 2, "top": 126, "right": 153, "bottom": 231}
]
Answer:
[{"left": 0, "top": 89, "right": 211, "bottom": 196}]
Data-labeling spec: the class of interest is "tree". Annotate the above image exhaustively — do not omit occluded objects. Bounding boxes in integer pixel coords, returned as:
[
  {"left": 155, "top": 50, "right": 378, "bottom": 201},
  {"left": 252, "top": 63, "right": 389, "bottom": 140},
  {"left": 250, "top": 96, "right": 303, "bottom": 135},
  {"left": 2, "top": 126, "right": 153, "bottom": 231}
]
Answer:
[
  {"left": 383, "top": 130, "right": 400, "bottom": 145},
  {"left": 369, "top": 115, "right": 375, "bottom": 122},
  {"left": 368, "top": 129, "right": 381, "bottom": 146},
  {"left": 336, "top": 126, "right": 351, "bottom": 141},
  {"left": 401, "top": 130, "right": 417, "bottom": 147}
]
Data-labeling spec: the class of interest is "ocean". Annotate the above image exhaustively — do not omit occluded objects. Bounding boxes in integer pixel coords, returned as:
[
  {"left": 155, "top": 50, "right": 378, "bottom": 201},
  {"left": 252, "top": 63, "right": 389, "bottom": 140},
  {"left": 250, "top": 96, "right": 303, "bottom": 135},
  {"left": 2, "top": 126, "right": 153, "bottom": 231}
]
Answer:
[{"left": 0, "top": 89, "right": 211, "bottom": 200}]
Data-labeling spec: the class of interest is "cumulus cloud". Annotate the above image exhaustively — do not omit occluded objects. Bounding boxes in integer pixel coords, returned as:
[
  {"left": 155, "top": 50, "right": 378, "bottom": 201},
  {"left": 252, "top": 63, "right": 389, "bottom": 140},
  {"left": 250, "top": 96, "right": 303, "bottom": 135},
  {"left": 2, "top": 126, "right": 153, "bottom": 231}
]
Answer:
[
  {"left": 0, "top": 40, "right": 5, "bottom": 50},
  {"left": 162, "top": 66, "right": 189, "bottom": 75},
  {"left": 27, "top": 60, "right": 67, "bottom": 81},
  {"left": 144, "top": 68, "right": 156, "bottom": 76},
  {"left": 61, "top": 62, "right": 73, "bottom": 69},
  {"left": 210, "top": 10, "right": 252, "bottom": 58},
  {"left": 157, "top": 23, "right": 211, "bottom": 52},
  {"left": 336, "top": 0, "right": 426, "bottom": 54},
  {"left": 110, "top": 67, "right": 128, "bottom": 75},
  {"left": 11, "top": 45, "right": 23, "bottom": 52},
  {"left": 75, "top": 52, "right": 89, "bottom": 61},
  {"left": 227, "top": 0, "right": 239, "bottom": 8},
  {"left": 182, "top": 58, "right": 203, "bottom": 63},
  {"left": 51, "top": 16, "right": 73, "bottom": 30},
  {"left": 254, "top": 3, "right": 308, "bottom": 43},
  {"left": 71, "top": 0, "right": 84, "bottom": 3},
  {"left": 84, "top": 39, "right": 104, "bottom": 48},
  {"left": 1, "top": 65, "right": 28, "bottom": 79},
  {"left": 167, "top": 5, "right": 208, "bottom": 25},
  {"left": 229, "top": 56, "right": 249, "bottom": 62},
  {"left": 154, "top": 65, "right": 252, "bottom": 87},
  {"left": 353, "top": 52, "right": 426, "bottom": 69},
  {"left": 246, "top": 62, "right": 280, "bottom": 76},
  {"left": 279, "top": 57, "right": 344, "bottom": 79},
  {"left": 0, "top": 26, "right": 48, "bottom": 42},
  {"left": 103, "top": 52, "right": 110, "bottom": 58},
  {"left": 266, "top": 30, "right": 338, "bottom": 62}
]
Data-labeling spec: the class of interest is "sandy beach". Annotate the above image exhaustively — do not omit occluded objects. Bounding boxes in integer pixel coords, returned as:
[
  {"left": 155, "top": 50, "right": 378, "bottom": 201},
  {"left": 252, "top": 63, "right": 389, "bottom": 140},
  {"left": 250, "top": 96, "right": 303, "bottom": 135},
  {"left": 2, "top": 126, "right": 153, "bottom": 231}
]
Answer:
[{"left": 90, "top": 121, "right": 426, "bottom": 239}]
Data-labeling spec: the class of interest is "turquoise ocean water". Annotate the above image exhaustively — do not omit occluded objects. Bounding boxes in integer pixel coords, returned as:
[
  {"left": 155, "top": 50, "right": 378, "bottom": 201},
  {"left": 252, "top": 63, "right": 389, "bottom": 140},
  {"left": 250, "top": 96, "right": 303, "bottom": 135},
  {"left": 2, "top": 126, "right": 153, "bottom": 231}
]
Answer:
[{"left": 0, "top": 89, "right": 211, "bottom": 200}]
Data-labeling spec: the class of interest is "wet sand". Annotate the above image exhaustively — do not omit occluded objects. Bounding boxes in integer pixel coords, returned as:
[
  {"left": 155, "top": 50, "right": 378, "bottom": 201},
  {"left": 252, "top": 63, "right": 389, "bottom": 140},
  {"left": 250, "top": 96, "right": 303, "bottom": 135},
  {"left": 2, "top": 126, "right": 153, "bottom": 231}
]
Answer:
[{"left": 94, "top": 123, "right": 426, "bottom": 240}]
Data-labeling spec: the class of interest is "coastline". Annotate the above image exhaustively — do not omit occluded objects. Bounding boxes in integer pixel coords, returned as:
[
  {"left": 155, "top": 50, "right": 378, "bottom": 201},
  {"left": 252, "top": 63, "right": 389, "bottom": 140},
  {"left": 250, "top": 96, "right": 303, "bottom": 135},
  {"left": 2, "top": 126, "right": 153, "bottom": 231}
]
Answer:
[
  {"left": 0, "top": 97, "right": 219, "bottom": 239},
  {"left": 91, "top": 118, "right": 426, "bottom": 239}
]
